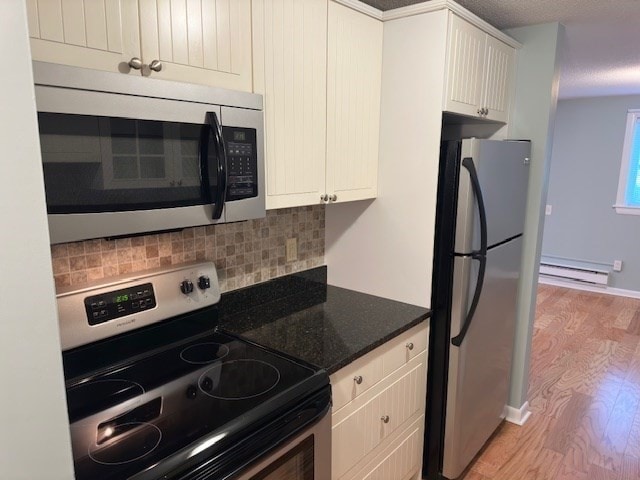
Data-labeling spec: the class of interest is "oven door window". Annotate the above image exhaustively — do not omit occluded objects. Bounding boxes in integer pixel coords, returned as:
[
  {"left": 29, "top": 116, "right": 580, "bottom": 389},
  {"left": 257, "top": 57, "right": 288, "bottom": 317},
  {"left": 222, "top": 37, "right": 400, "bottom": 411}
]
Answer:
[
  {"left": 38, "top": 112, "right": 221, "bottom": 214},
  {"left": 250, "top": 436, "right": 314, "bottom": 480}
]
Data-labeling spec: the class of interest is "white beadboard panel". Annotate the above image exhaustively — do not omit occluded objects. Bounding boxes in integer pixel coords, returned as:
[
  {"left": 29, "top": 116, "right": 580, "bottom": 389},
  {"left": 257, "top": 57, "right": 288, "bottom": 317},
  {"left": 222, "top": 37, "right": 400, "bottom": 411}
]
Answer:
[
  {"left": 37, "top": 0, "right": 64, "bottom": 42},
  {"left": 187, "top": 0, "right": 204, "bottom": 67},
  {"left": 444, "top": 13, "right": 485, "bottom": 116},
  {"left": 215, "top": 0, "right": 232, "bottom": 72},
  {"left": 326, "top": 2, "right": 382, "bottom": 203},
  {"left": 362, "top": 423, "right": 422, "bottom": 480},
  {"left": 84, "top": 0, "right": 109, "bottom": 51},
  {"left": 29, "top": 0, "right": 140, "bottom": 73},
  {"left": 139, "top": 0, "right": 252, "bottom": 90},
  {"left": 332, "top": 361, "right": 424, "bottom": 479},
  {"left": 253, "top": 0, "right": 328, "bottom": 209},
  {"left": 61, "top": 0, "right": 87, "bottom": 47},
  {"left": 26, "top": 0, "right": 41, "bottom": 38},
  {"left": 482, "top": 34, "right": 515, "bottom": 122}
]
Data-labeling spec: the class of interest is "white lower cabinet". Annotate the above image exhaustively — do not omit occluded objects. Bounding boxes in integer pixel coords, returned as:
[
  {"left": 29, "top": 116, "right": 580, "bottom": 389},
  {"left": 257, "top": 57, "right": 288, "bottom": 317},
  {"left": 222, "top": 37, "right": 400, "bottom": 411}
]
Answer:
[{"left": 330, "top": 322, "right": 429, "bottom": 480}]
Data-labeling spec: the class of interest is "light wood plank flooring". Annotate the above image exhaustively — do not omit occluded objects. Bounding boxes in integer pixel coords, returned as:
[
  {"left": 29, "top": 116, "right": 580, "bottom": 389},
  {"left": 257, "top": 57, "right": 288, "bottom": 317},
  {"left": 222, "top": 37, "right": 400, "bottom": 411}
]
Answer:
[{"left": 460, "top": 284, "right": 640, "bottom": 480}]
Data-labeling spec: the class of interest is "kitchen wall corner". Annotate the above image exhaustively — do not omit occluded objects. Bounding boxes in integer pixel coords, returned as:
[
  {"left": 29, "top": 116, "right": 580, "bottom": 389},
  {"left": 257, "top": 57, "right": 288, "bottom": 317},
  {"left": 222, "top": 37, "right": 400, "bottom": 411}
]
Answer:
[{"left": 50, "top": 205, "right": 325, "bottom": 292}]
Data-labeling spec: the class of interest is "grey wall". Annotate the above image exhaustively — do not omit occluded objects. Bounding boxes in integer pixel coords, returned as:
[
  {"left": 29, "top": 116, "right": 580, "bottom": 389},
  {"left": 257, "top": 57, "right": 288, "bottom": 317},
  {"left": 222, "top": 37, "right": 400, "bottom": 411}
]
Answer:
[
  {"left": 0, "top": 2, "right": 75, "bottom": 478},
  {"left": 542, "top": 95, "right": 640, "bottom": 291},
  {"left": 504, "top": 23, "right": 564, "bottom": 410}
]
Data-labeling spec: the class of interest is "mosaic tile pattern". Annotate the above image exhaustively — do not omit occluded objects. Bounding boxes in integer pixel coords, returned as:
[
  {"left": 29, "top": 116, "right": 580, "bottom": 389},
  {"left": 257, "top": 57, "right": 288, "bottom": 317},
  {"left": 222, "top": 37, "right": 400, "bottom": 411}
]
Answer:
[{"left": 51, "top": 206, "right": 325, "bottom": 292}]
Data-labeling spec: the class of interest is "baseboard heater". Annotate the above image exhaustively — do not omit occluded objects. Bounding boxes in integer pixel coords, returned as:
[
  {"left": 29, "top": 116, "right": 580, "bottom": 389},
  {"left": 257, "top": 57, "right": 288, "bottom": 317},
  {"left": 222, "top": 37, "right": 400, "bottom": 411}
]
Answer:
[{"left": 539, "top": 262, "right": 609, "bottom": 286}]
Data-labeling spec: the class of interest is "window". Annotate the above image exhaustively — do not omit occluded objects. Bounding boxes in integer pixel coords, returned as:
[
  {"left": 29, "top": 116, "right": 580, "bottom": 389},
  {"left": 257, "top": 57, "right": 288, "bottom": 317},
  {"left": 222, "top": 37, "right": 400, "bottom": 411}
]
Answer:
[{"left": 615, "top": 109, "right": 640, "bottom": 214}]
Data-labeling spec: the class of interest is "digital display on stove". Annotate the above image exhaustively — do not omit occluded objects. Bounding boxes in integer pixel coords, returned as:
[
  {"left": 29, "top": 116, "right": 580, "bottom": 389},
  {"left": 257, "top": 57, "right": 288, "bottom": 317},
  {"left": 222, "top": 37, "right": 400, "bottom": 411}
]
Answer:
[{"left": 84, "top": 283, "right": 156, "bottom": 326}]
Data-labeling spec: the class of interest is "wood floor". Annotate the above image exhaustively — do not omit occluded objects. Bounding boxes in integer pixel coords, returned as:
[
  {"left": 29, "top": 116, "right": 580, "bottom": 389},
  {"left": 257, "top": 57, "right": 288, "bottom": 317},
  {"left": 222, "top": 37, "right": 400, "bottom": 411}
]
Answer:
[{"left": 460, "top": 284, "right": 640, "bottom": 480}]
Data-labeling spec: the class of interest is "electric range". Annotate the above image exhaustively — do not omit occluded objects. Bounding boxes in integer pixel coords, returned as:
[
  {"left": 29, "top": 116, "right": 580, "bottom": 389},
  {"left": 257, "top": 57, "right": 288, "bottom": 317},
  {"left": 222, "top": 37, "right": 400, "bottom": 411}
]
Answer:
[{"left": 57, "top": 262, "right": 331, "bottom": 480}]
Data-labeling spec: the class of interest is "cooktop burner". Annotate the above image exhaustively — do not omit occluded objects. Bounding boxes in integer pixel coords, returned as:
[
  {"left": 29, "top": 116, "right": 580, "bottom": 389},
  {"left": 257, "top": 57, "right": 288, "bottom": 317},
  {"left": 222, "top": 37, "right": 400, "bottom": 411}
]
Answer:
[
  {"left": 179, "top": 342, "right": 230, "bottom": 364},
  {"left": 198, "top": 359, "right": 280, "bottom": 400}
]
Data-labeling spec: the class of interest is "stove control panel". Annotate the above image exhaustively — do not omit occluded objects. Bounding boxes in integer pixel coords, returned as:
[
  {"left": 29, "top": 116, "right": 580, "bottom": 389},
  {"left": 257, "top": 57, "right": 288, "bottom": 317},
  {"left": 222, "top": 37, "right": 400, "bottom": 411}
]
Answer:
[
  {"left": 84, "top": 283, "right": 157, "bottom": 326},
  {"left": 57, "top": 262, "right": 221, "bottom": 351}
]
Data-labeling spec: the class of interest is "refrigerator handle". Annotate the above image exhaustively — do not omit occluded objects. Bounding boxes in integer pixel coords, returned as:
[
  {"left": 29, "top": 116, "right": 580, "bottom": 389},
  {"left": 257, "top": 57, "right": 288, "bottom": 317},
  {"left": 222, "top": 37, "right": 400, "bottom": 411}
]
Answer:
[{"left": 452, "top": 158, "right": 488, "bottom": 347}]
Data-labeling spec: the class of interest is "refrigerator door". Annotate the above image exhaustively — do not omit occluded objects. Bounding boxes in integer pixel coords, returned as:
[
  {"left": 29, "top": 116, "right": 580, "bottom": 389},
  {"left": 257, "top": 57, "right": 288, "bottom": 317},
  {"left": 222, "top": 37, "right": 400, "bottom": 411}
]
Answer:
[
  {"left": 455, "top": 139, "right": 530, "bottom": 254},
  {"left": 442, "top": 236, "right": 523, "bottom": 479}
]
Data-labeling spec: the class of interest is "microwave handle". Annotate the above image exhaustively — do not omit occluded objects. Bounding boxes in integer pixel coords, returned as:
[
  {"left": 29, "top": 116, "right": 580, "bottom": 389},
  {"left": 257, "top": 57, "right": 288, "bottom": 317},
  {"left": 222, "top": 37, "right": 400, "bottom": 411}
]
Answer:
[{"left": 201, "top": 111, "right": 227, "bottom": 220}]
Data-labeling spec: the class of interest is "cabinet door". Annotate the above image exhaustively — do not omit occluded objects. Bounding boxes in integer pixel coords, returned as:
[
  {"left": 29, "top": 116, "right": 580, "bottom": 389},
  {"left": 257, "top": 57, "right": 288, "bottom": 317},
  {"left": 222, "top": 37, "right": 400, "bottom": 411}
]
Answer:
[
  {"left": 253, "top": 0, "right": 328, "bottom": 209},
  {"left": 139, "top": 0, "right": 252, "bottom": 91},
  {"left": 443, "top": 13, "right": 486, "bottom": 118},
  {"left": 326, "top": 2, "right": 382, "bottom": 203},
  {"left": 481, "top": 35, "right": 515, "bottom": 123},
  {"left": 26, "top": 0, "right": 140, "bottom": 73}
]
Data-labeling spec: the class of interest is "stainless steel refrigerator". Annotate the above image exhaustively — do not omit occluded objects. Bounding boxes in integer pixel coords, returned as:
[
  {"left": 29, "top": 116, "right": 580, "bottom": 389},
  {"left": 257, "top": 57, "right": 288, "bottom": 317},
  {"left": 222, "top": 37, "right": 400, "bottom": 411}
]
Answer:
[{"left": 424, "top": 138, "right": 531, "bottom": 479}]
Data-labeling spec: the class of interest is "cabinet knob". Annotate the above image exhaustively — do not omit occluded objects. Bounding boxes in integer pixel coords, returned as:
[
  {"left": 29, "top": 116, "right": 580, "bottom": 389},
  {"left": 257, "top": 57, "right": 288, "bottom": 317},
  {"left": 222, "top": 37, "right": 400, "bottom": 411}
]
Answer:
[
  {"left": 128, "top": 57, "right": 143, "bottom": 70},
  {"left": 406, "top": 342, "right": 414, "bottom": 351},
  {"left": 381, "top": 415, "right": 390, "bottom": 424},
  {"left": 484, "top": 108, "right": 489, "bottom": 116},
  {"left": 321, "top": 194, "right": 329, "bottom": 203},
  {"left": 477, "top": 108, "right": 483, "bottom": 116},
  {"left": 354, "top": 375, "right": 363, "bottom": 385},
  {"left": 149, "top": 59, "right": 163, "bottom": 72},
  {"left": 329, "top": 194, "right": 337, "bottom": 202}
]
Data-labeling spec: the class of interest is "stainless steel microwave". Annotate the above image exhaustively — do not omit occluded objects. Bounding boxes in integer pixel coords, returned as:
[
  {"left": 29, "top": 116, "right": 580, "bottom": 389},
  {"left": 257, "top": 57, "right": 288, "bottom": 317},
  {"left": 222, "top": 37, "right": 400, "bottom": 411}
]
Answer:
[{"left": 33, "top": 61, "right": 265, "bottom": 244}]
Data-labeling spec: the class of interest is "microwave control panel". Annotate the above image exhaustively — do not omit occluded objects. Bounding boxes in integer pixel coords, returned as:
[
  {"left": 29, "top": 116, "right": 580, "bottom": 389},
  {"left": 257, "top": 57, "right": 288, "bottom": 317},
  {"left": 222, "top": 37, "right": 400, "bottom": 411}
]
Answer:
[
  {"left": 223, "top": 127, "right": 258, "bottom": 201},
  {"left": 84, "top": 282, "right": 157, "bottom": 326}
]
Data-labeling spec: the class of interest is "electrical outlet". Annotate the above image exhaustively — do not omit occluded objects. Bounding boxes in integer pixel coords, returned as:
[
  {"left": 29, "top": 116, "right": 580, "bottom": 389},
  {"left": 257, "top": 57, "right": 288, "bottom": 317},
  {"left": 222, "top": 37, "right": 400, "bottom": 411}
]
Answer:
[
  {"left": 545, "top": 205, "right": 552, "bottom": 216},
  {"left": 286, "top": 238, "right": 298, "bottom": 262},
  {"left": 613, "top": 260, "right": 623, "bottom": 272}
]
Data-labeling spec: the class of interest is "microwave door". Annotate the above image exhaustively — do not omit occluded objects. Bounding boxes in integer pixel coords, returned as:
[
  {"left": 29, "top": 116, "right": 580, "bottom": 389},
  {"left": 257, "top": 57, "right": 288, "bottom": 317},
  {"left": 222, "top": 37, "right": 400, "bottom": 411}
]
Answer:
[{"left": 201, "top": 112, "right": 227, "bottom": 221}]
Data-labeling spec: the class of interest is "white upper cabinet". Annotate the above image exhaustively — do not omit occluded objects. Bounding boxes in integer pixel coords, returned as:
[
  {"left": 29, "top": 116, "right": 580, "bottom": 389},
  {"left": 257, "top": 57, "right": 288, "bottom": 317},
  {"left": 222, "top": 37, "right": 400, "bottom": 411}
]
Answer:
[
  {"left": 26, "top": 0, "right": 252, "bottom": 91},
  {"left": 27, "top": 0, "right": 140, "bottom": 73},
  {"left": 255, "top": 0, "right": 382, "bottom": 210},
  {"left": 444, "top": 13, "right": 515, "bottom": 122},
  {"left": 326, "top": 2, "right": 382, "bottom": 203},
  {"left": 252, "top": 0, "right": 328, "bottom": 210},
  {"left": 138, "top": 0, "right": 252, "bottom": 91}
]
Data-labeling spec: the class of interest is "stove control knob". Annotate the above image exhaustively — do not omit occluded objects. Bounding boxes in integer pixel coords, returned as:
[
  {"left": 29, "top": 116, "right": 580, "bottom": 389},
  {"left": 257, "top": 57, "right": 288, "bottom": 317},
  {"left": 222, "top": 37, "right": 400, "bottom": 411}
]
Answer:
[
  {"left": 180, "top": 280, "right": 194, "bottom": 295},
  {"left": 201, "top": 376, "right": 213, "bottom": 392},
  {"left": 186, "top": 385, "right": 198, "bottom": 399},
  {"left": 198, "top": 276, "right": 211, "bottom": 290}
]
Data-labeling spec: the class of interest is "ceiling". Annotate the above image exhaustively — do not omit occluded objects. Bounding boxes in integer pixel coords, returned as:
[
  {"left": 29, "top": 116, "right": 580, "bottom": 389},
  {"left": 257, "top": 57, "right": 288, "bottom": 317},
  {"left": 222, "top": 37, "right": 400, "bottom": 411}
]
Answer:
[{"left": 360, "top": 0, "right": 640, "bottom": 99}]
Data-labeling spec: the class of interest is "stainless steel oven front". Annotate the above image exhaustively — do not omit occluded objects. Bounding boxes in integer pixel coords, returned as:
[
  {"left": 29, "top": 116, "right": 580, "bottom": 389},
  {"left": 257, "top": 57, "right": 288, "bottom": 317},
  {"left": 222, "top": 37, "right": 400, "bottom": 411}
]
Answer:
[
  {"left": 236, "top": 411, "right": 331, "bottom": 480},
  {"left": 33, "top": 61, "right": 265, "bottom": 244}
]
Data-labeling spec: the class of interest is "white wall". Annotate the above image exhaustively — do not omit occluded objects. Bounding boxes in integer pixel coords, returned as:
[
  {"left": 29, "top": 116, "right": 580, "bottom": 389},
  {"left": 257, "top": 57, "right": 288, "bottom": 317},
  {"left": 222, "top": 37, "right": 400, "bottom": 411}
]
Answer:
[
  {"left": 504, "top": 23, "right": 565, "bottom": 410},
  {"left": 0, "top": 2, "right": 75, "bottom": 478},
  {"left": 325, "top": 10, "right": 448, "bottom": 308}
]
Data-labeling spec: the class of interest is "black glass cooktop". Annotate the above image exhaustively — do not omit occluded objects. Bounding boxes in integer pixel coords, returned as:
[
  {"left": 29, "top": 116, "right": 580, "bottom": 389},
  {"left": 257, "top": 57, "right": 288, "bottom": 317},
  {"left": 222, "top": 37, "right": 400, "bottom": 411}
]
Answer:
[{"left": 62, "top": 308, "right": 329, "bottom": 480}]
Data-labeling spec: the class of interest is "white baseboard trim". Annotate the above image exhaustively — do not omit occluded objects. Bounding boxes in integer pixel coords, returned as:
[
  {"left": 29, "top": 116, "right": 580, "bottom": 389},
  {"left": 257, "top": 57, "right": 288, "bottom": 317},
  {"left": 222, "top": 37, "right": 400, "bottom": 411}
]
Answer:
[
  {"left": 504, "top": 401, "right": 531, "bottom": 426},
  {"left": 539, "top": 276, "right": 640, "bottom": 299}
]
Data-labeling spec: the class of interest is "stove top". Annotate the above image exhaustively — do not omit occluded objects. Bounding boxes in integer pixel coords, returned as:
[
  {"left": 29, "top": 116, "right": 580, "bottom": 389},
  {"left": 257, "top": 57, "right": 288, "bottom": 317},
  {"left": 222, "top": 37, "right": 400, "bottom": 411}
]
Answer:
[{"left": 58, "top": 263, "right": 329, "bottom": 480}]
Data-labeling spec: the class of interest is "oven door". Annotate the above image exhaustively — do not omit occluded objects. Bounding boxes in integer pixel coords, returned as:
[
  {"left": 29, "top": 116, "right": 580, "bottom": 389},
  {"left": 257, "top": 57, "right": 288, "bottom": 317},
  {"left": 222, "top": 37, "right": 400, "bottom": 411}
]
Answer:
[{"left": 235, "top": 409, "right": 331, "bottom": 480}]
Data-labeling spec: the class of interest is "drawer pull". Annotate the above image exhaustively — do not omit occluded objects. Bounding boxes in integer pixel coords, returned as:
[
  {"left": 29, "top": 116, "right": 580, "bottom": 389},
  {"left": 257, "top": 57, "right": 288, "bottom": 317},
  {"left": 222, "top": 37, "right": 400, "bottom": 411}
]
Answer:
[
  {"left": 381, "top": 415, "right": 390, "bottom": 423},
  {"left": 354, "top": 375, "right": 363, "bottom": 385},
  {"left": 406, "top": 342, "right": 414, "bottom": 351}
]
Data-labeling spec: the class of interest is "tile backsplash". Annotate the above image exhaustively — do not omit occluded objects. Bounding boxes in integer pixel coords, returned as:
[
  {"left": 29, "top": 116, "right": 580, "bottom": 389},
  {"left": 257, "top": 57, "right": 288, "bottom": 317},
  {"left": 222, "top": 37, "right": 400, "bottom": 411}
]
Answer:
[{"left": 51, "top": 206, "right": 325, "bottom": 292}]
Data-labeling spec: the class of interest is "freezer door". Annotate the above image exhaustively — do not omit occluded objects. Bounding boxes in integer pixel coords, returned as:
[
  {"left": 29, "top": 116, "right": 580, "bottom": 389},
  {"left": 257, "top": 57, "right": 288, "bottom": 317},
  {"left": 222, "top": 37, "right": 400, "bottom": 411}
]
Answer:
[
  {"left": 443, "top": 236, "right": 523, "bottom": 479},
  {"left": 455, "top": 139, "right": 530, "bottom": 254}
]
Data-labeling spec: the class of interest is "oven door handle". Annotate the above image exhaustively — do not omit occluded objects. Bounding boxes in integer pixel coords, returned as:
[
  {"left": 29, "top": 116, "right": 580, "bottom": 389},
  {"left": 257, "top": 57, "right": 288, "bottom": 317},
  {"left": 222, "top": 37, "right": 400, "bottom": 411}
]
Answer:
[{"left": 200, "top": 111, "right": 227, "bottom": 220}]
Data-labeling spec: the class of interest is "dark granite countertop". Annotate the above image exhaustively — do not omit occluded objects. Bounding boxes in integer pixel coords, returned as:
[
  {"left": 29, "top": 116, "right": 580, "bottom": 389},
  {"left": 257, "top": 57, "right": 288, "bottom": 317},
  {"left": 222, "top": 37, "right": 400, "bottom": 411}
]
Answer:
[{"left": 218, "top": 267, "right": 430, "bottom": 374}]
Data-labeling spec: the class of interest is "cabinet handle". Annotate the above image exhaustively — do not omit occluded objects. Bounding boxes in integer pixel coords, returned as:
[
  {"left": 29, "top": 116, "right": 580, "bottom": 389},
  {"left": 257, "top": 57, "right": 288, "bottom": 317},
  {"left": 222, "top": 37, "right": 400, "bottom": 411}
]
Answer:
[
  {"left": 149, "top": 59, "right": 163, "bottom": 72},
  {"left": 177, "top": 179, "right": 183, "bottom": 186},
  {"left": 484, "top": 108, "right": 489, "bottom": 116},
  {"left": 321, "top": 194, "right": 329, "bottom": 203},
  {"left": 128, "top": 57, "right": 143, "bottom": 70},
  {"left": 329, "top": 194, "right": 337, "bottom": 202},
  {"left": 169, "top": 180, "right": 175, "bottom": 187},
  {"left": 406, "top": 342, "right": 414, "bottom": 350},
  {"left": 477, "top": 108, "right": 483, "bottom": 116},
  {"left": 381, "top": 415, "right": 390, "bottom": 424},
  {"left": 354, "top": 375, "right": 363, "bottom": 385}
]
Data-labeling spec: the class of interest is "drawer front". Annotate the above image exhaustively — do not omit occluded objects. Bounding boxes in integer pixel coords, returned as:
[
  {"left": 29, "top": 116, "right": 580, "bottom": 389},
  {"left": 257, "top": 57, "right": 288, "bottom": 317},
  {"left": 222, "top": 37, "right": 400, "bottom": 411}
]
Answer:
[
  {"left": 332, "top": 353, "right": 426, "bottom": 479},
  {"left": 382, "top": 323, "right": 429, "bottom": 377},
  {"left": 331, "top": 353, "right": 383, "bottom": 412},
  {"left": 362, "top": 417, "right": 423, "bottom": 480}
]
